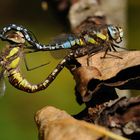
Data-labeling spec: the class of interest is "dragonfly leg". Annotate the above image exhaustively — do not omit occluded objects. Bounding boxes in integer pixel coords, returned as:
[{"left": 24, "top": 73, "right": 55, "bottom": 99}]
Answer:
[
  {"left": 86, "top": 46, "right": 105, "bottom": 66},
  {"left": 111, "top": 45, "right": 117, "bottom": 51},
  {"left": 101, "top": 45, "right": 122, "bottom": 59},
  {"left": 87, "top": 53, "right": 95, "bottom": 66},
  {"left": 100, "top": 46, "right": 109, "bottom": 58},
  {"left": 104, "top": 53, "right": 123, "bottom": 59},
  {"left": 87, "top": 50, "right": 101, "bottom": 66}
]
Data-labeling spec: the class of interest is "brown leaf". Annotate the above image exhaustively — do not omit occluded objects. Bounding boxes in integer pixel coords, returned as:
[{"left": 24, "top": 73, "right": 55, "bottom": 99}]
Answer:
[
  {"left": 72, "top": 51, "right": 140, "bottom": 103},
  {"left": 76, "top": 51, "right": 140, "bottom": 80},
  {"left": 35, "top": 106, "right": 128, "bottom": 140}
]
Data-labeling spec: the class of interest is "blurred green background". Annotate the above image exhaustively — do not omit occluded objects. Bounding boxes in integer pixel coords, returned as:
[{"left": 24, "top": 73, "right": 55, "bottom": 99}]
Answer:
[{"left": 0, "top": 0, "right": 139, "bottom": 140}]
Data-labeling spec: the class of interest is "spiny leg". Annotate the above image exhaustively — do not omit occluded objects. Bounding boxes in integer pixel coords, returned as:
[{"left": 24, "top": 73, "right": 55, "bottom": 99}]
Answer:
[
  {"left": 111, "top": 45, "right": 117, "bottom": 51},
  {"left": 101, "top": 50, "right": 123, "bottom": 59},
  {"left": 100, "top": 46, "right": 109, "bottom": 58},
  {"left": 100, "top": 43, "right": 121, "bottom": 59},
  {"left": 86, "top": 45, "right": 106, "bottom": 66},
  {"left": 104, "top": 53, "right": 123, "bottom": 59},
  {"left": 101, "top": 44, "right": 122, "bottom": 59},
  {"left": 87, "top": 53, "right": 96, "bottom": 66}
]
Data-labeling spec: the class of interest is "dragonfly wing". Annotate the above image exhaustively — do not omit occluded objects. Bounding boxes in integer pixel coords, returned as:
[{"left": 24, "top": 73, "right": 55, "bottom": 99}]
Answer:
[
  {"left": 50, "top": 34, "right": 76, "bottom": 44},
  {"left": 49, "top": 49, "right": 70, "bottom": 59},
  {"left": 49, "top": 34, "right": 76, "bottom": 59},
  {"left": 0, "top": 70, "right": 6, "bottom": 96}
]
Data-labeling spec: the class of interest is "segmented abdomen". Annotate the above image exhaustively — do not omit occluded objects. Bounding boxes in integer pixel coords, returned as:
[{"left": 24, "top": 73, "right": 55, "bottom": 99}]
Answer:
[
  {"left": 8, "top": 69, "right": 39, "bottom": 93},
  {"left": 8, "top": 58, "right": 67, "bottom": 93},
  {"left": 5, "top": 45, "right": 69, "bottom": 93},
  {"left": 3, "top": 46, "right": 45, "bottom": 93}
]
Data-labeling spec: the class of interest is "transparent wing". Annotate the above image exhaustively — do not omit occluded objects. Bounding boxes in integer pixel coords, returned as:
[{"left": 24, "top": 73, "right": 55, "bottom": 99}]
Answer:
[
  {"left": 49, "top": 34, "right": 76, "bottom": 59},
  {"left": 0, "top": 70, "right": 6, "bottom": 97},
  {"left": 49, "top": 49, "right": 70, "bottom": 59},
  {"left": 50, "top": 34, "right": 76, "bottom": 45}
]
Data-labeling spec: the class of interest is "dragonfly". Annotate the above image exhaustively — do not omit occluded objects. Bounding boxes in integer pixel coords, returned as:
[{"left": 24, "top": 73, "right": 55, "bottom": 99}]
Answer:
[
  {"left": 0, "top": 23, "right": 124, "bottom": 94},
  {"left": 0, "top": 23, "right": 123, "bottom": 55}
]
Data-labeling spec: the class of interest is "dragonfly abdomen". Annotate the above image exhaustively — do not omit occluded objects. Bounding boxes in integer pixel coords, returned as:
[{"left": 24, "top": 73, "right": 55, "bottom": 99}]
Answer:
[
  {"left": 2, "top": 46, "right": 39, "bottom": 93},
  {"left": 7, "top": 52, "right": 71, "bottom": 93},
  {"left": 8, "top": 69, "right": 39, "bottom": 93},
  {"left": 7, "top": 65, "right": 64, "bottom": 93}
]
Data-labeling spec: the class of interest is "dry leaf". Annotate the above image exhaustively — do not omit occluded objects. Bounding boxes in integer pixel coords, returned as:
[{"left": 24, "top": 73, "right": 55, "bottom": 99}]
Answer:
[
  {"left": 71, "top": 51, "right": 140, "bottom": 102},
  {"left": 35, "top": 106, "right": 128, "bottom": 140}
]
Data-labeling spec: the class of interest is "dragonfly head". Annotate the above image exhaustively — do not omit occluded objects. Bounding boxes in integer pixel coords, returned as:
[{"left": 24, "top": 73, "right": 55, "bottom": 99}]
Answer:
[
  {"left": 6, "top": 31, "right": 25, "bottom": 44},
  {"left": 108, "top": 25, "right": 123, "bottom": 43}
]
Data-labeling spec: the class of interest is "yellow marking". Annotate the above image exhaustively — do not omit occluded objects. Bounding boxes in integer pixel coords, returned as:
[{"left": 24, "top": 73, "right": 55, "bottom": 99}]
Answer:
[
  {"left": 6, "top": 47, "right": 19, "bottom": 59},
  {"left": 88, "top": 37, "right": 96, "bottom": 44},
  {"left": 96, "top": 33, "right": 107, "bottom": 40},
  {"left": 84, "top": 34, "right": 97, "bottom": 44},
  {"left": 20, "top": 79, "right": 28, "bottom": 87},
  {"left": 27, "top": 84, "right": 32, "bottom": 89},
  {"left": 9, "top": 57, "right": 20, "bottom": 69},
  {"left": 42, "top": 79, "right": 49, "bottom": 87},
  {"left": 13, "top": 72, "right": 23, "bottom": 83},
  {"left": 10, "top": 70, "right": 17, "bottom": 75},
  {"left": 43, "top": 83, "right": 46, "bottom": 86},
  {"left": 32, "top": 85, "right": 37, "bottom": 90},
  {"left": 79, "top": 39, "right": 85, "bottom": 46}
]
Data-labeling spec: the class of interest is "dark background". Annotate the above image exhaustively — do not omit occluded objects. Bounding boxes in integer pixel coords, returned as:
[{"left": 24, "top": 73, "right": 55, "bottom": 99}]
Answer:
[{"left": 0, "top": 0, "right": 139, "bottom": 140}]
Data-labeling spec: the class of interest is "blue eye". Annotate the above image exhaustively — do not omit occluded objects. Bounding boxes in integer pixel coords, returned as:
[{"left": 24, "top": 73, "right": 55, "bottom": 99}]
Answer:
[
  {"left": 108, "top": 25, "right": 119, "bottom": 40},
  {"left": 108, "top": 25, "right": 123, "bottom": 43}
]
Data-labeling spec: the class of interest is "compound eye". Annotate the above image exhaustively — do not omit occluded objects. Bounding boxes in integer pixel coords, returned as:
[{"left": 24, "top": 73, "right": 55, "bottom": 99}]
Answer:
[{"left": 108, "top": 25, "right": 119, "bottom": 40}]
